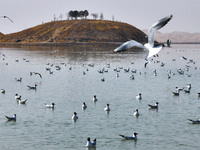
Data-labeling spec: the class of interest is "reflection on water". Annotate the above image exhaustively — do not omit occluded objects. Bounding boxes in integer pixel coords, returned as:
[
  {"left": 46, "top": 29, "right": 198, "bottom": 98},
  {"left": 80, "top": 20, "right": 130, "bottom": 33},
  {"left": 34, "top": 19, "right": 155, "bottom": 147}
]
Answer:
[{"left": 1, "top": 44, "right": 200, "bottom": 150}]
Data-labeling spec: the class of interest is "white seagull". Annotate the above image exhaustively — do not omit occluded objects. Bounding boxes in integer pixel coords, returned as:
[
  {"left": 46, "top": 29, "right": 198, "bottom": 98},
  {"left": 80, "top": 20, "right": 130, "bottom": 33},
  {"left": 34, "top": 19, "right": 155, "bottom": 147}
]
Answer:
[
  {"left": 27, "top": 84, "right": 37, "bottom": 90},
  {"left": 45, "top": 103, "right": 55, "bottom": 109},
  {"left": 119, "top": 132, "right": 138, "bottom": 140},
  {"left": 82, "top": 102, "right": 87, "bottom": 110},
  {"left": 136, "top": 93, "right": 142, "bottom": 100},
  {"left": 93, "top": 95, "right": 98, "bottom": 102},
  {"left": 188, "top": 119, "right": 200, "bottom": 124},
  {"left": 1, "top": 89, "right": 5, "bottom": 94},
  {"left": 113, "top": 15, "right": 173, "bottom": 67},
  {"left": 133, "top": 109, "right": 140, "bottom": 117},
  {"left": 104, "top": 104, "right": 110, "bottom": 111},
  {"left": 72, "top": 112, "right": 78, "bottom": 121},
  {"left": 86, "top": 137, "right": 96, "bottom": 148},
  {"left": 15, "top": 94, "right": 21, "bottom": 100},
  {"left": 148, "top": 102, "right": 159, "bottom": 109},
  {"left": 15, "top": 78, "right": 22, "bottom": 82},
  {"left": 18, "top": 99, "right": 27, "bottom": 104}
]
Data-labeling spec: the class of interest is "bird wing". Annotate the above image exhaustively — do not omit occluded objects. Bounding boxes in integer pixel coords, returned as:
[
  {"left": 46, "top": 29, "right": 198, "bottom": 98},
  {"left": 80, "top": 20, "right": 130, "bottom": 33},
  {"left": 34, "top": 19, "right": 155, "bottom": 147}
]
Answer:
[
  {"left": 1, "top": 16, "right": 14, "bottom": 23},
  {"left": 35, "top": 72, "right": 42, "bottom": 78},
  {"left": 114, "top": 40, "right": 147, "bottom": 52},
  {"left": 5, "top": 16, "right": 14, "bottom": 23},
  {"left": 148, "top": 15, "right": 173, "bottom": 47}
]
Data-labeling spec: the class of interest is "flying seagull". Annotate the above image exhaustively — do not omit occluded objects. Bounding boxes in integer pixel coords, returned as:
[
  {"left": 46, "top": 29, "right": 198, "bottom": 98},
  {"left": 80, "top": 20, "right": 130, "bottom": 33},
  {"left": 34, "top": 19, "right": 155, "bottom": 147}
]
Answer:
[
  {"left": 114, "top": 15, "right": 173, "bottom": 67},
  {"left": 0, "top": 16, "right": 14, "bottom": 23}
]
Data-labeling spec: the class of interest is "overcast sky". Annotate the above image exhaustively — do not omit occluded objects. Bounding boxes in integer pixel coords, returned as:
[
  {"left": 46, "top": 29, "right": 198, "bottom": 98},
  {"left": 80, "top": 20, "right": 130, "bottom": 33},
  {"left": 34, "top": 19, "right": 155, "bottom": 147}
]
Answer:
[{"left": 0, "top": 0, "right": 199, "bottom": 34}]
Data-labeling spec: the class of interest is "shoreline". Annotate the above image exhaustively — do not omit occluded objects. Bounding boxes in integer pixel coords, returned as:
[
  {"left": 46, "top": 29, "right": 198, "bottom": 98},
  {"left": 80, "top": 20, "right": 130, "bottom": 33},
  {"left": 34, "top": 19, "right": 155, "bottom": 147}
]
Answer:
[
  {"left": 0, "top": 42, "right": 122, "bottom": 47},
  {"left": 0, "top": 41, "right": 199, "bottom": 46}
]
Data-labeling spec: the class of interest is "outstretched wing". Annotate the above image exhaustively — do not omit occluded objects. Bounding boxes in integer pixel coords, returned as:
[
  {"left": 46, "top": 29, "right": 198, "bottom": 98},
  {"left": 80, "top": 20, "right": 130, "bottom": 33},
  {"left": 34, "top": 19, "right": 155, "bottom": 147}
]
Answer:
[
  {"left": 1, "top": 16, "right": 14, "bottom": 23},
  {"left": 148, "top": 15, "right": 173, "bottom": 47},
  {"left": 114, "top": 40, "right": 147, "bottom": 52}
]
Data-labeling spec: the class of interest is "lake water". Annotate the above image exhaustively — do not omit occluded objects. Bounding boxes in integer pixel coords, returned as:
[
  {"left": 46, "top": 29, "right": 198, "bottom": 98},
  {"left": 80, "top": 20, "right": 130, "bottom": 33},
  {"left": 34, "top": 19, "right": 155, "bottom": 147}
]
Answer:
[{"left": 0, "top": 44, "right": 200, "bottom": 150}]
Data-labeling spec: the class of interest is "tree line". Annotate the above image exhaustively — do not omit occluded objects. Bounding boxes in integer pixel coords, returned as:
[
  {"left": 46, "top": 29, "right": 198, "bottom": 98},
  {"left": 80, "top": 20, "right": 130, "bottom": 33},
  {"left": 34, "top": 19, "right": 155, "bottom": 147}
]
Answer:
[
  {"left": 68, "top": 10, "right": 89, "bottom": 19},
  {"left": 52, "top": 10, "right": 113, "bottom": 21},
  {"left": 68, "top": 10, "right": 105, "bottom": 20}
]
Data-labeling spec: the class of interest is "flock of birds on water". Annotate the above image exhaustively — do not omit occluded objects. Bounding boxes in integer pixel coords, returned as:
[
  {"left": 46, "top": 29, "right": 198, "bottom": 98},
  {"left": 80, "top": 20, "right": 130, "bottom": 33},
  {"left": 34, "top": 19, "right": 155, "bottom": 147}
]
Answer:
[{"left": 1, "top": 14, "right": 200, "bottom": 148}]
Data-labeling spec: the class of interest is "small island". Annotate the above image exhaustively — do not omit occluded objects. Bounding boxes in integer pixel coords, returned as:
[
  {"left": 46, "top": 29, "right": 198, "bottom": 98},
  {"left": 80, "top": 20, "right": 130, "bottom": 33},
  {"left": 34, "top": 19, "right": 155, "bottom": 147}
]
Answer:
[{"left": 0, "top": 19, "right": 147, "bottom": 46}]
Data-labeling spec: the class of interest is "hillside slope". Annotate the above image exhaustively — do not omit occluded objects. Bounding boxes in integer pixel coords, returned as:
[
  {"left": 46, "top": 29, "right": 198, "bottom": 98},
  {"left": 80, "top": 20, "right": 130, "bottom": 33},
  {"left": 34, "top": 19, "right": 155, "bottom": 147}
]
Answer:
[{"left": 0, "top": 20, "right": 147, "bottom": 44}]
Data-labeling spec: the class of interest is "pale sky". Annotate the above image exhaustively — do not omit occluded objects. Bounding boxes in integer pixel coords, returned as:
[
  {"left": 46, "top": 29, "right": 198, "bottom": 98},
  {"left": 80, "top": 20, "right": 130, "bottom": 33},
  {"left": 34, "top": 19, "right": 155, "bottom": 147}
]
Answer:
[{"left": 0, "top": 0, "right": 199, "bottom": 34}]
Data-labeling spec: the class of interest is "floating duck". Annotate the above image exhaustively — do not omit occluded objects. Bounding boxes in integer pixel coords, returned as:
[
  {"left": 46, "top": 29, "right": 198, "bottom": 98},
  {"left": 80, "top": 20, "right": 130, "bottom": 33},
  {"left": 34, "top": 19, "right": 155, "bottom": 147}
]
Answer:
[
  {"left": 133, "top": 109, "right": 140, "bottom": 117},
  {"left": 1, "top": 89, "right": 5, "bottom": 94},
  {"left": 5, "top": 114, "right": 16, "bottom": 121},
  {"left": 104, "top": 104, "right": 110, "bottom": 111},
  {"left": 18, "top": 99, "right": 27, "bottom": 104},
  {"left": 15, "top": 78, "right": 22, "bottom": 82},
  {"left": 15, "top": 94, "right": 21, "bottom": 100},
  {"left": 93, "top": 95, "right": 98, "bottom": 102},
  {"left": 119, "top": 132, "right": 138, "bottom": 140},
  {"left": 82, "top": 102, "right": 87, "bottom": 110},
  {"left": 136, "top": 93, "right": 142, "bottom": 100},
  {"left": 188, "top": 119, "right": 200, "bottom": 124},
  {"left": 27, "top": 84, "right": 37, "bottom": 90},
  {"left": 86, "top": 137, "right": 96, "bottom": 148},
  {"left": 130, "top": 75, "right": 135, "bottom": 80},
  {"left": 72, "top": 112, "right": 78, "bottom": 121},
  {"left": 198, "top": 93, "right": 200, "bottom": 97},
  {"left": 187, "top": 84, "right": 191, "bottom": 90},
  {"left": 45, "top": 103, "right": 55, "bottom": 109},
  {"left": 172, "top": 90, "right": 180, "bottom": 96},
  {"left": 148, "top": 102, "right": 159, "bottom": 109},
  {"left": 184, "top": 88, "right": 190, "bottom": 93}
]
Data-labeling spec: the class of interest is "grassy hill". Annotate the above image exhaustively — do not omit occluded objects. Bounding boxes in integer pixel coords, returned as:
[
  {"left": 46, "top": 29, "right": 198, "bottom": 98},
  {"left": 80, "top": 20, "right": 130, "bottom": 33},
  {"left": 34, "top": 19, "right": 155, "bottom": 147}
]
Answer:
[{"left": 0, "top": 19, "right": 147, "bottom": 44}]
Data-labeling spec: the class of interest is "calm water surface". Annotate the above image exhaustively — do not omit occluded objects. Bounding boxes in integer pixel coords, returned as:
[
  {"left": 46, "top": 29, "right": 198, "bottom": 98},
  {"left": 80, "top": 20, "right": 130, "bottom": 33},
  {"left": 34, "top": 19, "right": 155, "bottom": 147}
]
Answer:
[{"left": 0, "top": 44, "right": 200, "bottom": 150}]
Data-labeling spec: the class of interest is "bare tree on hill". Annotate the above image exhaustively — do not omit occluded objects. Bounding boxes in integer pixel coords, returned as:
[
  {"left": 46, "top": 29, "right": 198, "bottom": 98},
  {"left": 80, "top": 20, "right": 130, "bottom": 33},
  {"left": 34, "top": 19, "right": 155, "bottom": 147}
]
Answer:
[
  {"left": 100, "top": 13, "right": 104, "bottom": 20},
  {"left": 91, "top": 13, "right": 98, "bottom": 19}
]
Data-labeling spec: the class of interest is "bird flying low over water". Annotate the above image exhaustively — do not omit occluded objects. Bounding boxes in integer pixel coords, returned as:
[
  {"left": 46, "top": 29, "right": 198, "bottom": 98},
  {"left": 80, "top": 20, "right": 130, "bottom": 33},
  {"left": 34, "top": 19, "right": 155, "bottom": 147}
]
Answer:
[
  {"left": 119, "top": 132, "right": 138, "bottom": 140},
  {"left": 30, "top": 72, "right": 42, "bottom": 78},
  {"left": 113, "top": 15, "right": 173, "bottom": 67},
  {"left": 0, "top": 16, "right": 14, "bottom": 22}
]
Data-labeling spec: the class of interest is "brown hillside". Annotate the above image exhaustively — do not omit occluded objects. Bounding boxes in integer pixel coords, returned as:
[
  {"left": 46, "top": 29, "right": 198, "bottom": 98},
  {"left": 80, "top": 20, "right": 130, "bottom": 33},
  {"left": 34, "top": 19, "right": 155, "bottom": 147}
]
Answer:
[{"left": 0, "top": 20, "right": 147, "bottom": 44}]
